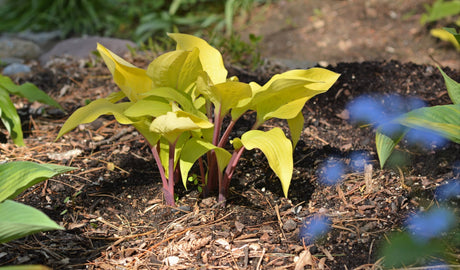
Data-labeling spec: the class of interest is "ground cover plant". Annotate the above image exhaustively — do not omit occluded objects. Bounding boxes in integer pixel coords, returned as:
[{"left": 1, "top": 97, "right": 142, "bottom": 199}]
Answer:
[
  {"left": 0, "top": 75, "right": 63, "bottom": 146},
  {"left": 56, "top": 33, "right": 340, "bottom": 206}
]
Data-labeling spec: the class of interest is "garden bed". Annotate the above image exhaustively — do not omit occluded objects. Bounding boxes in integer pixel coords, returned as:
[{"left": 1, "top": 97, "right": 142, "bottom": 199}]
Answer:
[{"left": 0, "top": 57, "right": 459, "bottom": 269}]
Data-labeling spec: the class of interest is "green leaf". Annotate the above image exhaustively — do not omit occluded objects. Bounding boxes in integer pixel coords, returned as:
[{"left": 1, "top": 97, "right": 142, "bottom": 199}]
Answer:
[
  {"left": 380, "top": 232, "right": 445, "bottom": 268},
  {"left": 241, "top": 128, "right": 293, "bottom": 197},
  {"left": 0, "top": 161, "right": 76, "bottom": 202},
  {"left": 57, "top": 99, "right": 134, "bottom": 139},
  {"left": 180, "top": 138, "right": 232, "bottom": 189},
  {"left": 438, "top": 66, "right": 460, "bottom": 104},
  {"left": 168, "top": 33, "right": 228, "bottom": 84},
  {"left": 375, "top": 130, "right": 405, "bottom": 168},
  {"left": 140, "top": 87, "right": 198, "bottom": 114},
  {"left": 287, "top": 111, "right": 304, "bottom": 148},
  {"left": 396, "top": 104, "right": 460, "bottom": 143},
  {"left": 0, "top": 200, "right": 63, "bottom": 244},
  {"left": 0, "top": 75, "right": 63, "bottom": 110},
  {"left": 0, "top": 87, "right": 24, "bottom": 146},
  {"left": 421, "top": 0, "right": 460, "bottom": 24}
]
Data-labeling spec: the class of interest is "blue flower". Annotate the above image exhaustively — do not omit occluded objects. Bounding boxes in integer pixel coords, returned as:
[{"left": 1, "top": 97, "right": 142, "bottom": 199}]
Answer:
[
  {"left": 405, "top": 207, "right": 456, "bottom": 242},
  {"left": 317, "top": 158, "right": 346, "bottom": 185},
  {"left": 349, "top": 151, "right": 370, "bottom": 172},
  {"left": 347, "top": 95, "right": 388, "bottom": 126},
  {"left": 435, "top": 179, "right": 460, "bottom": 201},
  {"left": 425, "top": 260, "right": 451, "bottom": 270},
  {"left": 405, "top": 127, "right": 448, "bottom": 149},
  {"left": 299, "top": 215, "right": 332, "bottom": 245}
]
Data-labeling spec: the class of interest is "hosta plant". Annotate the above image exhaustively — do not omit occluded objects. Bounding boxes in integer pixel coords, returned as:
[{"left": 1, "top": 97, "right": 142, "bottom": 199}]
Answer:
[
  {"left": 57, "top": 33, "right": 339, "bottom": 206},
  {"left": 0, "top": 75, "right": 63, "bottom": 146}
]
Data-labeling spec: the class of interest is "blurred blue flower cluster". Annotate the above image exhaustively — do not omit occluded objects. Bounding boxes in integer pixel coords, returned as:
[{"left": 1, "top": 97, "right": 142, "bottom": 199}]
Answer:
[
  {"left": 317, "top": 151, "right": 372, "bottom": 186},
  {"left": 405, "top": 207, "right": 456, "bottom": 242},
  {"left": 299, "top": 214, "right": 332, "bottom": 245},
  {"left": 346, "top": 94, "right": 447, "bottom": 148}
]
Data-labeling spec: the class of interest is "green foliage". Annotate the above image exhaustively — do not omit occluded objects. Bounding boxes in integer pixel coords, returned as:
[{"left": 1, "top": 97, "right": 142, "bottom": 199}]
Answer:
[
  {"left": 0, "top": 0, "right": 263, "bottom": 42},
  {"left": 57, "top": 33, "right": 339, "bottom": 206},
  {"left": 0, "top": 161, "right": 75, "bottom": 244},
  {"left": 421, "top": 0, "right": 460, "bottom": 25},
  {"left": 0, "top": 75, "right": 63, "bottom": 146},
  {"left": 376, "top": 68, "right": 460, "bottom": 167}
]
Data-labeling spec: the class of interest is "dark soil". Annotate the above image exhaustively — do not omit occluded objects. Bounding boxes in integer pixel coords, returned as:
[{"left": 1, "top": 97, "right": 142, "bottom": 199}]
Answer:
[{"left": 1, "top": 55, "right": 459, "bottom": 269}]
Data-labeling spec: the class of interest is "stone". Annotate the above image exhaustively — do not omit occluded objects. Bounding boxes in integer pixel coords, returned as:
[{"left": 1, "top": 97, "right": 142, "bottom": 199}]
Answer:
[
  {"left": 0, "top": 38, "right": 41, "bottom": 60},
  {"left": 2, "top": 63, "right": 32, "bottom": 76},
  {"left": 282, "top": 219, "right": 298, "bottom": 232},
  {"left": 39, "top": 36, "right": 137, "bottom": 65}
]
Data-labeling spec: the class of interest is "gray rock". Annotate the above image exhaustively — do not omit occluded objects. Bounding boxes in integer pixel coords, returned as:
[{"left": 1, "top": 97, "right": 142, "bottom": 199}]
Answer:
[
  {"left": 16, "top": 30, "right": 62, "bottom": 45},
  {"left": 2, "top": 63, "right": 32, "bottom": 76},
  {"left": 39, "top": 36, "right": 137, "bottom": 65},
  {"left": 0, "top": 38, "right": 41, "bottom": 60},
  {"left": 282, "top": 219, "right": 298, "bottom": 232}
]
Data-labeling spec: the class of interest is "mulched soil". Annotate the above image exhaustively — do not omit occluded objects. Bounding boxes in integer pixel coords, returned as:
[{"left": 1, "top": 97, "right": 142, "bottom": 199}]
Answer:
[{"left": 0, "top": 55, "right": 459, "bottom": 269}]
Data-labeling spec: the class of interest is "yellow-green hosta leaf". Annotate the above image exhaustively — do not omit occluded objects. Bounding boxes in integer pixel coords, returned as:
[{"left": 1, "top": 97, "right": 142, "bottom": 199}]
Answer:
[
  {"left": 140, "top": 87, "right": 197, "bottom": 114},
  {"left": 430, "top": 28, "right": 460, "bottom": 50},
  {"left": 124, "top": 98, "right": 172, "bottom": 118},
  {"left": 251, "top": 68, "right": 340, "bottom": 124},
  {"left": 97, "top": 43, "right": 153, "bottom": 101},
  {"left": 158, "top": 135, "right": 188, "bottom": 179},
  {"left": 132, "top": 120, "right": 161, "bottom": 146},
  {"left": 0, "top": 200, "right": 63, "bottom": 244},
  {"left": 438, "top": 66, "right": 460, "bottom": 104},
  {"left": 150, "top": 111, "right": 213, "bottom": 143},
  {"left": 168, "top": 33, "right": 228, "bottom": 84},
  {"left": 147, "top": 48, "right": 202, "bottom": 92},
  {"left": 57, "top": 99, "right": 134, "bottom": 139},
  {"left": 180, "top": 138, "right": 231, "bottom": 189},
  {"left": 287, "top": 111, "right": 304, "bottom": 148},
  {"left": 241, "top": 128, "right": 293, "bottom": 197},
  {"left": 196, "top": 73, "right": 252, "bottom": 117}
]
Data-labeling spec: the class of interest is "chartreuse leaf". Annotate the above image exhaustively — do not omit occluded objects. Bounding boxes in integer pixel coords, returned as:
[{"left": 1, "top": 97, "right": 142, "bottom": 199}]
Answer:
[
  {"left": 168, "top": 33, "right": 228, "bottom": 84},
  {"left": 180, "top": 138, "right": 232, "bottom": 189},
  {"left": 124, "top": 97, "right": 172, "bottom": 118},
  {"left": 147, "top": 48, "right": 202, "bottom": 92},
  {"left": 240, "top": 128, "right": 293, "bottom": 197},
  {"left": 438, "top": 66, "right": 460, "bottom": 104},
  {"left": 150, "top": 111, "right": 213, "bottom": 144},
  {"left": 140, "top": 87, "right": 197, "bottom": 114},
  {"left": 196, "top": 73, "right": 252, "bottom": 117},
  {"left": 0, "top": 200, "right": 63, "bottom": 244},
  {"left": 287, "top": 111, "right": 304, "bottom": 148},
  {"left": 430, "top": 28, "right": 460, "bottom": 50},
  {"left": 97, "top": 43, "right": 153, "bottom": 101},
  {"left": 57, "top": 99, "right": 134, "bottom": 139},
  {"left": 443, "top": 27, "right": 460, "bottom": 45},
  {"left": 0, "top": 87, "right": 24, "bottom": 146},
  {"left": 0, "top": 75, "right": 63, "bottom": 110},
  {"left": 0, "top": 161, "right": 76, "bottom": 202},
  {"left": 251, "top": 68, "right": 340, "bottom": 124}
]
